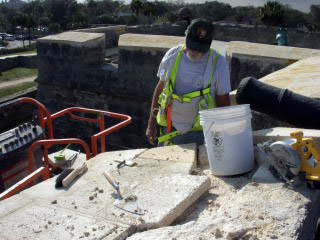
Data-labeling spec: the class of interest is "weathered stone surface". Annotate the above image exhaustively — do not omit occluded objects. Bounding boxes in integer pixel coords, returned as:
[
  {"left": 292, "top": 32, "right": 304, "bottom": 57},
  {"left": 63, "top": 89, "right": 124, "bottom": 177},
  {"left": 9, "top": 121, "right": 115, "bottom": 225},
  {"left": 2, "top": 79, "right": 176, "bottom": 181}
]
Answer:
[
  {"left": 127, "top": 169, "right": 315, "bottom": 240},
  {"left": 0, "top": 145, "right": 210, "bottom": 239},
  {"left": 226, "top": 41, "right": 320, "bottom": 90},
  {"left": 253, "top": 127, "right": 320, "bottom": 145},
  {"left": 38, "top": 31, "right": 104, "bottom": 46},
  {"left": 0, "top": 204, "right": 132, "bottom": 240},
  {"left": 139, "top": 143, "right": 196, "bottom": 163},
  {"left": 260, "top": 56, "right": 320, "bottom": 99}
]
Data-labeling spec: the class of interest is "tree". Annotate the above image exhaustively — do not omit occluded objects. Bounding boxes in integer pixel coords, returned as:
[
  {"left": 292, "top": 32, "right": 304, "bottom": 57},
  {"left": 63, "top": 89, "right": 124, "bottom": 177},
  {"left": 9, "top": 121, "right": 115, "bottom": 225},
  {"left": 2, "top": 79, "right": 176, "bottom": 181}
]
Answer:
[
  {"left": 141, "top": 2, "right": 157, "bottom": 17},
  {"left": 260, "top": 1, "right": 284, "bottom": 27},
  {"left": 310, "top": 4, "right": 320, "bottom": 30},
  {"left": 15, "top": 13, "right": 35, "bottom": 46},
  {"left": 131, "top": 0, "right": 143, "bottom": 16}
]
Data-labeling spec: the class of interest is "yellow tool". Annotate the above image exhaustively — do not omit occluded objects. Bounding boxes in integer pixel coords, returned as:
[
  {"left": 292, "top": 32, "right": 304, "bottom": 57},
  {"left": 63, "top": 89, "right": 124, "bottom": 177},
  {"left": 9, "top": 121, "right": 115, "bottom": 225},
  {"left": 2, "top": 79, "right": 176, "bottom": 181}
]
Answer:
[{"left": 269, "top": 131, "right": 320, "bottom": 187}]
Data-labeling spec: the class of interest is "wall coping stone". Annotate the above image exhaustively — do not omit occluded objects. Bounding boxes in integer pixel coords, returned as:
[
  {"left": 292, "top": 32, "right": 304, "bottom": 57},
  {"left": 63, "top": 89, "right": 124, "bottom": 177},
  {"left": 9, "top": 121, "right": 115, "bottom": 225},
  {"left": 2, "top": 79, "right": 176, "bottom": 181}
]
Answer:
[
  {"left": 118, "top": 33, "right": 227, "bottom": 53},
  {"left": 76, "top": 25, "right": 127, "bottom": 34},
  {"left": 37, "top": 31, "right": 104, "bottom": 47},
  {"left": 226, "top": 41, "right": 320, "bottom": 61}
]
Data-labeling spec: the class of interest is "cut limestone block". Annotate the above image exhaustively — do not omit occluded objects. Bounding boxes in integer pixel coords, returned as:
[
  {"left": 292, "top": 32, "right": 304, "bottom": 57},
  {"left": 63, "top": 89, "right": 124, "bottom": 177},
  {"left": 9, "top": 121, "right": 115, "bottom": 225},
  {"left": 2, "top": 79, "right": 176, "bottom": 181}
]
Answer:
[
  {"left": 0, "top": 204, "right": 132, "bottom": 240},
  {"left": 127, "top": 170, "right": 315, "bottom": 240},
  {"left": 260, "top": 56, "right": 320, "bottom": 99},
  {"left": 253, "top": 127, "right": 320, "bottom": 145},
  {"left": 139, "top": 143, "right": 197, "bottom": 174},
  {"left": 0, "top": 193, "right": 33, "bottom": 218},
  {"left": 97, "top": 174, "right": 210, "bottom": 231}
]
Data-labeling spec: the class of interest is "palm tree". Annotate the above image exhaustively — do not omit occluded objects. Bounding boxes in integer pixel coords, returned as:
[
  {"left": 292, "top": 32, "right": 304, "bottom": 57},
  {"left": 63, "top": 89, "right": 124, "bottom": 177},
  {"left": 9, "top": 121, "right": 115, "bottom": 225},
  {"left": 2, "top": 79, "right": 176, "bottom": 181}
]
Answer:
[
  {"left": 260, "top": 1, "right": 284, "bottom": 27},
  {"left": 130, "top": 0, "right": 143, "bottom": 17}
]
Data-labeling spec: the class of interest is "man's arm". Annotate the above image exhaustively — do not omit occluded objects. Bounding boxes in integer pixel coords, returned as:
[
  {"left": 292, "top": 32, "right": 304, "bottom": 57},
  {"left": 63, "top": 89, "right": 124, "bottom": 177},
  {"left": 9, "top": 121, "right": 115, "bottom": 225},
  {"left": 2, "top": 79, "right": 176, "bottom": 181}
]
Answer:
[
  {"left": 216, "top": 93, "right": 230, "bottom": 107},
  {"left": 146, "top": 80, "right": 165, "bottom": 145}
]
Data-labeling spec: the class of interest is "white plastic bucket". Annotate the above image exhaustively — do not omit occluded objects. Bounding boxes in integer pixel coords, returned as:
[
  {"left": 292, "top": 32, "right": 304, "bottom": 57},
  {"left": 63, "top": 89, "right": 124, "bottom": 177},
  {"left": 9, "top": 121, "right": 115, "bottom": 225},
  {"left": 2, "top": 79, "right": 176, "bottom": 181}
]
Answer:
[{"left": 199, "top": 104, "right": 254, "bottom": 176}]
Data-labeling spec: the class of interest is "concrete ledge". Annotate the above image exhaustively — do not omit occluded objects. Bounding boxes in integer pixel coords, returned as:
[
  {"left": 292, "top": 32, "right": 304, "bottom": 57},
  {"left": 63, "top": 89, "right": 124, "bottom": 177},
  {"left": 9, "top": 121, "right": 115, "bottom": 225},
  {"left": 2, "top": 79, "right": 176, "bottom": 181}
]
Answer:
[
  {"left": 253, "top": 127, "right": 320, "bottom": 145},
  {"left": 226, "top": 41, "right": 320, "bottom": 62},
  {"left": 38, "top": 31, "right": 105, "bottom": 47},
  {"left": 119, "top": 33, "right": 226, "bottom": 54},
  {"left": 226, "top": 41, "right": 320, "bottom": 90},
  {"left": 259, "top": 56, "right": 320, "bottom": 99}
]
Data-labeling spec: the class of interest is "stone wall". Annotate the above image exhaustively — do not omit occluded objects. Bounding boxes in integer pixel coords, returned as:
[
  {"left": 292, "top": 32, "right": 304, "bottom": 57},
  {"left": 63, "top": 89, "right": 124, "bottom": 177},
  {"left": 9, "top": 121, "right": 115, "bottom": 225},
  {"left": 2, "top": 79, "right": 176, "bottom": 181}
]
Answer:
[
  {"left": 126, "top": 22, "right": 187, "bottom": 37},
  {"left": 35, "top": 31, "right": 320, "bottom": 149},
  {"left": 212, "top": 24, "right": 320, "bottom": 49},
  {"left": 0, "top": 54, "right": 37, "bottom": 72}
]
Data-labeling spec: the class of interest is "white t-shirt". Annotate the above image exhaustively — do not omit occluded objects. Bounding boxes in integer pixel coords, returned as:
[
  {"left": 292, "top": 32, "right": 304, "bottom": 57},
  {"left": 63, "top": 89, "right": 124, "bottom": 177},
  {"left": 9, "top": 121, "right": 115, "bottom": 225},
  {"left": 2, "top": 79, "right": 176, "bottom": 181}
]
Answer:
[{"left": 157, "top": 45, "right": 231, "bottom": 133}]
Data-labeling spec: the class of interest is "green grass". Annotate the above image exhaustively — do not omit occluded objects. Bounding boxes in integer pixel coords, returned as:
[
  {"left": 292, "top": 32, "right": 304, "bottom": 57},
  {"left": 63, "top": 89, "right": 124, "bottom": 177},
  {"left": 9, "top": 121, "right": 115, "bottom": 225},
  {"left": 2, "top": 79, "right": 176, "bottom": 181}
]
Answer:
[
  {"left": 0, "top": 82, "right": 38, "bottom": 99},
  {"left": 0, "top": 68, "right": 38, "bottom": 82}
]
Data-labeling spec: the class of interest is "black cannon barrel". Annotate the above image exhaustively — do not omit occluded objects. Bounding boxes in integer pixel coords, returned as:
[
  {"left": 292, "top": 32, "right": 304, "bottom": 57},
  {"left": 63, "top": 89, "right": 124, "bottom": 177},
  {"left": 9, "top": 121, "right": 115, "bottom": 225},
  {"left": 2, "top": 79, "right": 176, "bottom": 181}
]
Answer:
[{"left": 236, "top": 77, "right": 320, "bottom": 129}]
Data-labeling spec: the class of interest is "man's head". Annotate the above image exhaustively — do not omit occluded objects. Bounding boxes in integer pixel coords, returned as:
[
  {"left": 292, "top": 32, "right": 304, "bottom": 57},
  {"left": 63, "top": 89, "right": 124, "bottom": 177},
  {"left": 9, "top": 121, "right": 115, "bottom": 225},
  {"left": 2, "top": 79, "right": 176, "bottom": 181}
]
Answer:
[{"left": 185, "top": 18, "right": 214, "bottom": 54}]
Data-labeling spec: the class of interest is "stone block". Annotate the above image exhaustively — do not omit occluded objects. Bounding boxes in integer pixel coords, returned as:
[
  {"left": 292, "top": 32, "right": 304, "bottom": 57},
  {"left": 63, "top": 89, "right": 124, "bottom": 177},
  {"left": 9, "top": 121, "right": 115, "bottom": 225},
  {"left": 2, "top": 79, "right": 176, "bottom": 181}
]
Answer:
[
  {"left": 37, "top": 31, "right": 105, "bottom": 67},
  {"left": 0, "top": 204, "right": 132, "bottom": 240},
  {"left": 139, "top": 143, "right": 196, "bottom": 163},
  {"left": 97, "top": 174, "right": 210, "bottom": 231},
  {"left": 226, "top": 41, "right": 320, "bottom": 90},
  {"left": 259, "top": 56, "right": 320, "bottom": 99},
  {"left": 127, "top": 169, "right": 315, "bottom": 240}
]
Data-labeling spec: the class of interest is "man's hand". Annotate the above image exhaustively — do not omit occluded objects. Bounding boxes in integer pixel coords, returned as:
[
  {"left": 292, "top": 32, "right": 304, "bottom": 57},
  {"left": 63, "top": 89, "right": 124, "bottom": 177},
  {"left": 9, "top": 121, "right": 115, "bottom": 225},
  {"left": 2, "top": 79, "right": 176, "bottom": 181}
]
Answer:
[
  {"left": 146, "top": 122, "right": 157, "bottom": 145},
  {"left": 146, "top": 80, "right": 164, "bottom": 145}
]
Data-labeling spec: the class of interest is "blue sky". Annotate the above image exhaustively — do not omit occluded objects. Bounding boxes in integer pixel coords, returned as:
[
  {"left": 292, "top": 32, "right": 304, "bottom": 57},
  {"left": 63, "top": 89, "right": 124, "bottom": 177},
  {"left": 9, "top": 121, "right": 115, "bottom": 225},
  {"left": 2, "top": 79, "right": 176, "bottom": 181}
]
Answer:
[{"left": 76, "top": 0, "right": 318, "bottom": 13}]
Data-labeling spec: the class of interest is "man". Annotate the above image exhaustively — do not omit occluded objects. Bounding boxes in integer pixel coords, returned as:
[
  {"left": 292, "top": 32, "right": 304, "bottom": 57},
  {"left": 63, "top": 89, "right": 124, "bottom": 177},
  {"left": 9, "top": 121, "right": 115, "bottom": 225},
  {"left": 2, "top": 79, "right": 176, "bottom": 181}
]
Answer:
[{"left": 146, "top": 18, "right": 231, "bottom": 146}]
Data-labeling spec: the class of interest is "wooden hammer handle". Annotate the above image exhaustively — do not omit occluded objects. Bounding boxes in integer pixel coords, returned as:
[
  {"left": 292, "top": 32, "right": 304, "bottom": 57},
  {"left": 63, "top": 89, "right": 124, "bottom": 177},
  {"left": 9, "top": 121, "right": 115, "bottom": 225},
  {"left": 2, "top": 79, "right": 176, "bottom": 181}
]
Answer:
[
  {"left": 103, "top": 171, "right": 118, "bottom": 190},
  {"left": 62, "top": 162, "right": 87, "bottom": 187}
]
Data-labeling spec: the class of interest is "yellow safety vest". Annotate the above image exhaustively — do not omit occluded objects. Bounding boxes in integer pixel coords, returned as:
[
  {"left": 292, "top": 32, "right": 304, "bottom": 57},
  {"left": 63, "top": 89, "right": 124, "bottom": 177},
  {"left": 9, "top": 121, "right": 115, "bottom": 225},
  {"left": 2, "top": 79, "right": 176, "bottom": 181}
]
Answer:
[{"left": 156, "top": 45, "right": 220, "bottom": 143}]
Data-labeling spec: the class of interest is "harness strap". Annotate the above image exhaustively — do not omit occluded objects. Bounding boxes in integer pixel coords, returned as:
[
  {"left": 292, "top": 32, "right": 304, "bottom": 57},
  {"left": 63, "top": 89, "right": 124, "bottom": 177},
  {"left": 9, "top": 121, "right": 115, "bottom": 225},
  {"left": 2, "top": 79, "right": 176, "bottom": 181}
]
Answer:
[
  {"left": 172, "top": 86, "right": 211, "bottom": 103},
  {"left": 166, "top": 106, "right": 172, "bottom": 133}
]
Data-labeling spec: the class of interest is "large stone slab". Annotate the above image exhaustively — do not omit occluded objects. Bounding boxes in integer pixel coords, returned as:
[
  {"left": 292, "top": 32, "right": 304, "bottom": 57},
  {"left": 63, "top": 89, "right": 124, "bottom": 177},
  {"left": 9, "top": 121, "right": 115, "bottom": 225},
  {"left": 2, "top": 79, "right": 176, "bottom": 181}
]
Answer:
[
  {"left": 259, "top": 56, "right": 320, "bottom": 99},
  {"left": 127, "top": 170, "right": 315, "bottom": 240},
  {"left": 38, "top": 31, "right": 104, "bottom": 47},
  {"left": 119, "top": 33, "right": 227, "bottom": 55},
  {"left": 0, "top": 145, "right": 210, "bottom": 239},
  {"left": 0, "top": 204, "right": 132, "bottom": 240},
  {"left": 226, "top": 41, "right": 320, "bottom": 90},
  {"left": 96, "top": 174, "right": 210, "bottom": 231}
]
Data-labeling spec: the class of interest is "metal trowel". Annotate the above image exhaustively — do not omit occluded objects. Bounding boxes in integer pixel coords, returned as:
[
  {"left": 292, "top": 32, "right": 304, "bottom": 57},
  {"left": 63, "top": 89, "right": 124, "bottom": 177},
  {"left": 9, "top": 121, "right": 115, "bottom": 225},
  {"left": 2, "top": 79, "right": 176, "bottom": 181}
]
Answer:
[{"left": 103, "top": 171, "right": 144, "bottom": 215}]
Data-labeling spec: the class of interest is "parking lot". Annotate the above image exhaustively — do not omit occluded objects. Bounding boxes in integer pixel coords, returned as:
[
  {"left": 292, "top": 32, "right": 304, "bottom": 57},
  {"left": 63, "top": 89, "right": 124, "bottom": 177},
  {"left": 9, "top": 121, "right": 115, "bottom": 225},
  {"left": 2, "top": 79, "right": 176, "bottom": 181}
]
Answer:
[{"left": 5, "top": 40, "right": 36, "bottom": 49}]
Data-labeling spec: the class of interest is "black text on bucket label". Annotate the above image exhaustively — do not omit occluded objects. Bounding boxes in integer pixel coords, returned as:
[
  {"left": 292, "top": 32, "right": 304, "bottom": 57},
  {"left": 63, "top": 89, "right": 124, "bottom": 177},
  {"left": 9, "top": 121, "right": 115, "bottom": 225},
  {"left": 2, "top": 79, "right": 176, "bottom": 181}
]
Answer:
[{"left": 211, "top": 131, "right": 224, "bottom": 161}]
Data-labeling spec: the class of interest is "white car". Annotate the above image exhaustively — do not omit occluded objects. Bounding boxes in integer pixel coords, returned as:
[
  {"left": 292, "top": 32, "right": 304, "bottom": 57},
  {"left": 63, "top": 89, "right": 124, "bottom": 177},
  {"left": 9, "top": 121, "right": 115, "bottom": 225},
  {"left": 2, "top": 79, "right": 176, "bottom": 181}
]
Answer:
[{"left": 4, "top": 34, "right": 15, "bottom": 41}]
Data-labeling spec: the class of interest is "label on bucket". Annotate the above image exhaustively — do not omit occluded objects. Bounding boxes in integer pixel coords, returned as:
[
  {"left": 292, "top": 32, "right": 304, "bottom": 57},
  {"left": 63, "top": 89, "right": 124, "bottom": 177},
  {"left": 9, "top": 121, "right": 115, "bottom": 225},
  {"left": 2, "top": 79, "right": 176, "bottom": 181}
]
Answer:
[{"left": 211, "top": 131, "right": 224, "bottom": 161}]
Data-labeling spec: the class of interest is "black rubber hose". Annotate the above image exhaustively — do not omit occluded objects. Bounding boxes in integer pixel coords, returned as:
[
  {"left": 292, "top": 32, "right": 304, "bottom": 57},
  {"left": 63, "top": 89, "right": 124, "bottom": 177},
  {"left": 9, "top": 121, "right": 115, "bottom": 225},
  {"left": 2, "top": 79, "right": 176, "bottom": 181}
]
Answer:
[{"left": 236, "top": 77, "right": 320, "bottom": 129}]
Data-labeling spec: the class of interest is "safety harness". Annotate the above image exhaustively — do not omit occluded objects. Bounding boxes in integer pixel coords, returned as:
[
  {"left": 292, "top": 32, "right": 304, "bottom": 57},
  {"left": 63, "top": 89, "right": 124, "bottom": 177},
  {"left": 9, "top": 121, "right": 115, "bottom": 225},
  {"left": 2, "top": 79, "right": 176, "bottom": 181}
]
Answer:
[{"left": 156, "top": 45, "right": 220, "bottom": 143}]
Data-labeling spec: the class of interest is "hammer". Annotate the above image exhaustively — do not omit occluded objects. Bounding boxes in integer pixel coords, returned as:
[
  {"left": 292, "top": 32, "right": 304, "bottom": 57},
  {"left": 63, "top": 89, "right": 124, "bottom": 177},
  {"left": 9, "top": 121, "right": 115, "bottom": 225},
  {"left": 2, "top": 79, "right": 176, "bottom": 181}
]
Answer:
[{"left": 103, "top": 171, "right": 123, "bottom": 200}]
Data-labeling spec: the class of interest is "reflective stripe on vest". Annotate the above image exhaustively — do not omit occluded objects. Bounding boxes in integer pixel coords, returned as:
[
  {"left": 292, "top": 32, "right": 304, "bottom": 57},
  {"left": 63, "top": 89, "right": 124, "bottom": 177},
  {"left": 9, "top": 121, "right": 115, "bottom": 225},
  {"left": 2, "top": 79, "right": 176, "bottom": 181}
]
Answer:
[{"left": 157, "top": 45, "right": 220, "bottom": 143}]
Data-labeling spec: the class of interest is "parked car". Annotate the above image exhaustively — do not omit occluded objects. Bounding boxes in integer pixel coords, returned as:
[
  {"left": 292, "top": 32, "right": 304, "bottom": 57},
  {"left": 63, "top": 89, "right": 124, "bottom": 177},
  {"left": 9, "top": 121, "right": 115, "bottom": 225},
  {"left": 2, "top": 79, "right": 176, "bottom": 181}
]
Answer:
[
  {"left": 0, "top": 33, "right": 7, "bottom": 40},
  {"left": 15, "top": 34, "right": 25, "bottom": 40},
  {"left": 4, "top": 34, "right": 15, "bottom": 41}
]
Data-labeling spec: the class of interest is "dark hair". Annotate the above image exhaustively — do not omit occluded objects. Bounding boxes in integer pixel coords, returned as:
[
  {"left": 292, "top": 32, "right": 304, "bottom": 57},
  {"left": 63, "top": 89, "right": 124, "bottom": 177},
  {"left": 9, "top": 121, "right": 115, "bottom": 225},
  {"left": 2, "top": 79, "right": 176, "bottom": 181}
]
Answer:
[{"left": 185, "top": 18, "right": 214, "bottom": 53}]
